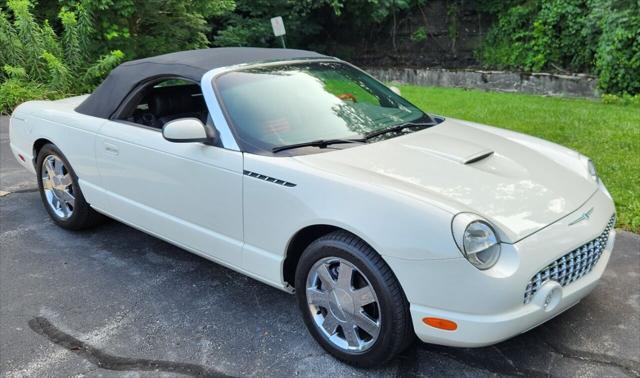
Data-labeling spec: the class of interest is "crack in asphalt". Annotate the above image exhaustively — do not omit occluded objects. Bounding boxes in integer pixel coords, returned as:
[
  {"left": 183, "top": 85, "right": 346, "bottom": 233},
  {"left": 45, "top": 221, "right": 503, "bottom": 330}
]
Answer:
[
  {"left": 537, "top": 334, "right": 640, "bottom": 377},
  {"left": 406, "top": 336, "right": 639, "bottom": 378},
  {"left": 412, "top": 343, "right": 546, "bottom": 377},
  {"left": 30, "top": 313, "right": 585, "bottom": 378},
  {"left": 28, "top": 317, "right": 231, "bottom": 378}
]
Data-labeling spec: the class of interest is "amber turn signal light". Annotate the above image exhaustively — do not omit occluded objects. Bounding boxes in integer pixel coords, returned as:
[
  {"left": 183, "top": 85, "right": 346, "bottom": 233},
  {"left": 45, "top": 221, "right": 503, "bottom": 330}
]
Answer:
[{"left": 423, "top": 317, "right": 457, "bottom": 331}]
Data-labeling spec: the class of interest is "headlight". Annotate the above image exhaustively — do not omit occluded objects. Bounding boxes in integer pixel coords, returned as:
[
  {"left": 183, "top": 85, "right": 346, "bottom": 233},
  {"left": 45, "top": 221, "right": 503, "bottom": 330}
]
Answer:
[
  {"left": 585, "top": 157, "right": 612, "bottom": 198},
  {"left": 587, "top": 159, "right": 599, "bottom": 183},
  {"left": 452, "top": 213, "right": 501, "bottom": 270}
]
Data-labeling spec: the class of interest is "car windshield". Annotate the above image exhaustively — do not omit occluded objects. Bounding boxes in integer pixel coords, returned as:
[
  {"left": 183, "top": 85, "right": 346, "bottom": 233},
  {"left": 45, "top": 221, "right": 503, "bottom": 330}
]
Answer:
[{"left": 214, "top": 61, "right": 432, "bottom": 154}]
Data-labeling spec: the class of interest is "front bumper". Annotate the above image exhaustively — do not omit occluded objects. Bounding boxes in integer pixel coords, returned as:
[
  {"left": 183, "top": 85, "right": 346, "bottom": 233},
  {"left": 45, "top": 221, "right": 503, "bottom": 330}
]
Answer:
[{"left": 386, "top": 189, "right": 616, "bottom": 347}]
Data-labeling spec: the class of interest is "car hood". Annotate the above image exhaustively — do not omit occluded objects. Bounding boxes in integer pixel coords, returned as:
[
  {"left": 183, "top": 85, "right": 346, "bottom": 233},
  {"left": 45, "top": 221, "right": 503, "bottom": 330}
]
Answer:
[{"left": 295, "top": 119, "right": 597, "bottom": 243}]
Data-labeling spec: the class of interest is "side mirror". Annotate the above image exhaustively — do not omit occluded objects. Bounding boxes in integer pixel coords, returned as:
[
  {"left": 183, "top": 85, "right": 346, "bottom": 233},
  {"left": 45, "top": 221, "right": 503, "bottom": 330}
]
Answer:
[
  {"left": 389, "top": 86, "right": 401, "bottom": 96},
  {"left": 162, "top": 118, "right": 210, "bottom": 143}
]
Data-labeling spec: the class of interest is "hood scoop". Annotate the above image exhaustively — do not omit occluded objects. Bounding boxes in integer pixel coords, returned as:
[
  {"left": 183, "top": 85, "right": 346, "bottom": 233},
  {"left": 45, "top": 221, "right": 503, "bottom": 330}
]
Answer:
[
  {"left": 464, "top": 150, "right": 494, "bottom": 164},
  {"left": 401, "top": 134, "right": 494, "bottom": 165}
]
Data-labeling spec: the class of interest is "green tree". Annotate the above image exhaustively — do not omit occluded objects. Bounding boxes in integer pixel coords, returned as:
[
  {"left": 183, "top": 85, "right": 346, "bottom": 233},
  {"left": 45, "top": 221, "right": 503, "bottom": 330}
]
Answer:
[
  {"left": 209, "top": 0, "right": 424, "bottom": 59},
  {"left": 211, "top": 0, "right": 339, "bottom": 48},
  {"left": 80, "top": 0, "right": 236, "bottom": 59}
]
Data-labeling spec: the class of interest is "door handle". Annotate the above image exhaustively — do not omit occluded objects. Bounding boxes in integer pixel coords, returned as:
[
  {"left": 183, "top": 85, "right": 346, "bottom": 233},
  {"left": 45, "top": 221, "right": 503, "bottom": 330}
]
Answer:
[{"left": 104, "top": 143, "right": 119, "bottom": 156}]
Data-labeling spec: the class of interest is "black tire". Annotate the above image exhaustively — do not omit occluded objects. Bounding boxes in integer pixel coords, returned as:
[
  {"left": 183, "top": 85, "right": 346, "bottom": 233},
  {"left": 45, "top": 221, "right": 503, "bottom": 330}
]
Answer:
[
  {"left": 295, "top": 230, "right": 414, "bottom": 367},
  {"left": 36, "top": 143, "right": 105, "bottom": 230}
]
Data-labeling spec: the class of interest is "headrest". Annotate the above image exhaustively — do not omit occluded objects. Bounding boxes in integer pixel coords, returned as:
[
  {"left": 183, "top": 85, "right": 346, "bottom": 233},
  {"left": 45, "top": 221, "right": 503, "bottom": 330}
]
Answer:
[{"left": 148, "top": 84, "right": 204, "bottom": 118}]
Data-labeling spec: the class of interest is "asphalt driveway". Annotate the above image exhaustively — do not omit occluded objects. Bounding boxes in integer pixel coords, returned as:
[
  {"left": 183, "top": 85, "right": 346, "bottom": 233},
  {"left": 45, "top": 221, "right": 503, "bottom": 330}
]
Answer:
[{"left": 1, "top": 116, "right": 639, "bottom": 377}]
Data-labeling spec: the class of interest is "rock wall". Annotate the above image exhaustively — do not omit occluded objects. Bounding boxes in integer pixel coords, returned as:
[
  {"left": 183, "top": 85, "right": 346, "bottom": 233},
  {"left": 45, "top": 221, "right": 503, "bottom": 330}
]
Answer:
[{"left": 367, "top": 67, "right": 599, "bottom": 98}]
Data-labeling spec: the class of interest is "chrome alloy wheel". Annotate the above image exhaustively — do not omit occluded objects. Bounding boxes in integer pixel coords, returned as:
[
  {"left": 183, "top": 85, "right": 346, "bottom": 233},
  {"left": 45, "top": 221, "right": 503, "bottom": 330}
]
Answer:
[
  {"left": 41, "top": 155, "right": 75, "bottom": 219},
  {"left": 306, "top": 257, "right": 381, "bottom": 353}
]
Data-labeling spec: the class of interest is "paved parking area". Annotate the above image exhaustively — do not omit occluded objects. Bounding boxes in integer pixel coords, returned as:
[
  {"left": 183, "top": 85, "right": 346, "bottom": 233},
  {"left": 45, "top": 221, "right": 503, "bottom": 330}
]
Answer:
[{"left": 1, "top": 116, "right": 639, "bottom": 377}]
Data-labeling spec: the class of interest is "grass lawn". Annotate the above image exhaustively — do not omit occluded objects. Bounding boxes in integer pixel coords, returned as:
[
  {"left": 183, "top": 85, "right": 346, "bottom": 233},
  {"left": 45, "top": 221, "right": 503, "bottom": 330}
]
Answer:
[{"left": 400, "top": 85, "right": 640, "bottom": 233}]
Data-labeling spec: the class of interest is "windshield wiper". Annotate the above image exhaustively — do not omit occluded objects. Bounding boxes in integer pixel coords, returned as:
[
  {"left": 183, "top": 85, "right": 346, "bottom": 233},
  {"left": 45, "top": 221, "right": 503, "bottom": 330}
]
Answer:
[
  {"left": 271, "top": 121, "right": 434, "bottom": 153},
  {"left": 272, "top": 138, "right": 366, "bottom": 153},
  {"left": 364, "top": 121, "right": 435, "bottom": 140}
]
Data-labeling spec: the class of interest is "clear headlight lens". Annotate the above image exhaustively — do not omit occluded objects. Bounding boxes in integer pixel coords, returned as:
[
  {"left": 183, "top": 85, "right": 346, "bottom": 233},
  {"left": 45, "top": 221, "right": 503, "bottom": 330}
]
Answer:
[
  {"left": 587, "top": 159, "right": 599, "bottom": 183},
  {"left": 463, "top": 221, "right": 501, "bottom": 269},
  {"left": 452, "top": 214, "right": 501, "bottom": 270}
]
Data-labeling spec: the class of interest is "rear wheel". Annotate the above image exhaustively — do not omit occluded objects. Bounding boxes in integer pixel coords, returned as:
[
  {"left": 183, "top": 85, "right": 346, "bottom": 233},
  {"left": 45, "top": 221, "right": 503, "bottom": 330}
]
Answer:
[
  {"left": 295, "top": 230, "right": 413, "bottom": 367},
  {"left": 36, "top": 143, "right": 105, "bottom": 230}
]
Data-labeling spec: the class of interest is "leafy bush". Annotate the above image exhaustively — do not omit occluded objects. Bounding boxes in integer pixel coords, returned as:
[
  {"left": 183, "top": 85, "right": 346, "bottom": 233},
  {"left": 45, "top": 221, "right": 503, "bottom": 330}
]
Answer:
[
  {"left": 0, "top": 0, "right": 123, "bottom": 113},
  {"left": 0, "top": 77, "right": 62, "bottom": 114},
  {"left": 602, "top": 93, "right": 640, "bottom": 106},
  {"left": 410, "top": 26, "right": 427, "bottom": 42},
  {"left": 477, "top": 0, "right": 640, "bottom": 95},
  {"left": 594, "top": 5, "right": 640, "bottom": 95}
]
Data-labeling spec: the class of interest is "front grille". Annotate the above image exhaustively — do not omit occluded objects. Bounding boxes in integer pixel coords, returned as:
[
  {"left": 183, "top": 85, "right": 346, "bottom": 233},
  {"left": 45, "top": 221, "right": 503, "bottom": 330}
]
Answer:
[{"left": 523, "top": 214, "right": 615, "bottom": 304}]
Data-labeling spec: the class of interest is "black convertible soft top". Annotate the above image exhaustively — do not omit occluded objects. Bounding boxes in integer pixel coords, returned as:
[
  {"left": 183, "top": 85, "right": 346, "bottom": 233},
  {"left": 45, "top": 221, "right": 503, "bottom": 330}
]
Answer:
[{"left": 75, "top": 47, "right": 329, "bottom": 119}]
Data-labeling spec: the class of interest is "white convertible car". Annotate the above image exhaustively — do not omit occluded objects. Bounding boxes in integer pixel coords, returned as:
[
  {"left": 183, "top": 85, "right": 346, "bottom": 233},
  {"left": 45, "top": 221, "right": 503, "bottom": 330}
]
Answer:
[{"left": 9, "top": 48, "right": 616, "bottom": 366}]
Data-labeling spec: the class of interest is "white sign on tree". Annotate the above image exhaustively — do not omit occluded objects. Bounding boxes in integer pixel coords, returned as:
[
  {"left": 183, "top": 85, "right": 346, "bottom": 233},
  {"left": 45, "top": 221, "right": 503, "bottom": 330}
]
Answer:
[{"left": 270, "top": 16, "right": 286, "bottom": 48}]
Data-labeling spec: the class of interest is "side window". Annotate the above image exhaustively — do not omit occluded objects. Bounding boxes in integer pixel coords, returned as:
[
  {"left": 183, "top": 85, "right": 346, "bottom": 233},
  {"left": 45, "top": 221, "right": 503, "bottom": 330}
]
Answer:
[{"left": 119, "top": 78, "right": 208, "bottom": 129}]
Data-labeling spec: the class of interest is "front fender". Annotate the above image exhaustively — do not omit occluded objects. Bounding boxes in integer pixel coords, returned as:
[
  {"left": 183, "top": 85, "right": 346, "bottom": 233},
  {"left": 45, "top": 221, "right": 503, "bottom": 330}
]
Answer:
[{"left": 242, "top": 153, "right": 461, "bottom": 263}]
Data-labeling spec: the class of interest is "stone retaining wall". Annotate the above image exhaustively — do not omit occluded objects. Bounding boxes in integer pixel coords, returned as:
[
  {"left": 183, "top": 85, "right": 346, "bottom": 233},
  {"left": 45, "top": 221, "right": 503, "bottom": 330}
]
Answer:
[{"left": 367, "top": 68, "right": 598, "bottom": 98}]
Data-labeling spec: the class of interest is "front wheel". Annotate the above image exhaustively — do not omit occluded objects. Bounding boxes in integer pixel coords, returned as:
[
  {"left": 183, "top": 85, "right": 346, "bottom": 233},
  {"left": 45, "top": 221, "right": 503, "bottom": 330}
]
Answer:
[
  {"left": 295, "top": 231, "right": 413, "bottom": 367},
  {"left": 36, "top": 143, "right": 105, "bottom": 230}
]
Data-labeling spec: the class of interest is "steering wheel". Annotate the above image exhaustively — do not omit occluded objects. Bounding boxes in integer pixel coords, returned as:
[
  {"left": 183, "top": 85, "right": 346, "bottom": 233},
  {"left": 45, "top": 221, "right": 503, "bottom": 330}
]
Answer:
[{"left": 337, "top": 93, "right": 358, "bottom": 103}]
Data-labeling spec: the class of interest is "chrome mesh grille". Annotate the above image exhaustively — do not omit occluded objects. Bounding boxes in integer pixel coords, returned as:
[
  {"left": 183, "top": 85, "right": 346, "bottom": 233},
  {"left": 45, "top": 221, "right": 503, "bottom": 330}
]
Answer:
[{"left": 523, "top": 214, "right": 615, "bottom": 304}]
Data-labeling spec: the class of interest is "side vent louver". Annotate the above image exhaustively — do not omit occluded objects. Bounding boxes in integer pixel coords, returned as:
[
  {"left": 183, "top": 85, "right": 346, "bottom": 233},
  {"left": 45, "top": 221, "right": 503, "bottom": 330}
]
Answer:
[{"left": 243, "top": 170, "right": 296, "bottom": 187}]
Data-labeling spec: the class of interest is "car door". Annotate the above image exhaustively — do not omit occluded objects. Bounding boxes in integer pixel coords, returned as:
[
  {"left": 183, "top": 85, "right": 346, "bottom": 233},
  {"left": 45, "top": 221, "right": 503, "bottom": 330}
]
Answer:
[{"left": 94, "top": 81, "right": 244, "bottom": 267}]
